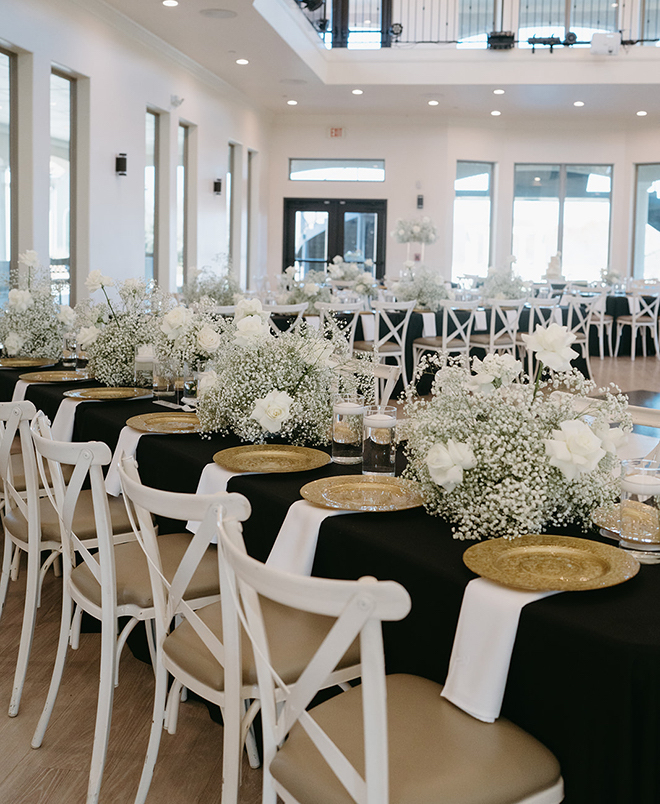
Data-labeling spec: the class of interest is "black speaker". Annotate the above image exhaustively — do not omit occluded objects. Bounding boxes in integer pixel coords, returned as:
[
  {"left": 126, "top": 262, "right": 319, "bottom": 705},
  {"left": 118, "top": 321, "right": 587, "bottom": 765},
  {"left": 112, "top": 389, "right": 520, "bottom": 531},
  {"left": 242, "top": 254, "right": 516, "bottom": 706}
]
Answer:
[
  {"left": 115, "top": 153, "right": 127, "bottom": 175},
  {"left": 213, "top": 179, "right": 222, "bottom": 195}
]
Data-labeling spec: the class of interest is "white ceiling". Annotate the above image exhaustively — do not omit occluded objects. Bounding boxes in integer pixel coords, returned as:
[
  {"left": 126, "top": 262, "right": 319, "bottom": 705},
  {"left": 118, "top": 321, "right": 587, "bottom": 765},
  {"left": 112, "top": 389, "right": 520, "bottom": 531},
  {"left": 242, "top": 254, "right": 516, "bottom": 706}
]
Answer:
[{"left": 99, "top": 0, "right": 660, "bottom": 123}]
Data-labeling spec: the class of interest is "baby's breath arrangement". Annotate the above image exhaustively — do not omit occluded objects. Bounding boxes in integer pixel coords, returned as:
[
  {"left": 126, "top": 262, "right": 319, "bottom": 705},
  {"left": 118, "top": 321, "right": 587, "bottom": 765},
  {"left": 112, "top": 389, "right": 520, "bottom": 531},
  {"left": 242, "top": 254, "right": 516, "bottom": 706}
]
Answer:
[
  {"left": 391, "top": 217, "right": 437, "bottom": 244},
  {"left": 482, "top": 257, "right": 527, "bottom": 300},
  {"left": 196, "top": 299, "right": 374, "bottom": 444},
  {"left": 76, "top": 274, "right": 171, "bottom": 386},
  {"left": 278, "top": 267, "right": 332, "bottom": 314},
  {"left": 392, "top": 264, "right": 452, "bottom": 311},
  {"left": 181, "top": 258, "right": 240, "bottom": 306},
  {"left": 403, "top": 325, "right": 631, "bottom": 541},
  {"left": 155, "top": 297, "right": 224, "bottom": 372},
  {"left": 0, "top": 251, "right": 68, "bottom": 358},
  {"left": 327, "top": 255, "right": 371, "bottom": 283}
]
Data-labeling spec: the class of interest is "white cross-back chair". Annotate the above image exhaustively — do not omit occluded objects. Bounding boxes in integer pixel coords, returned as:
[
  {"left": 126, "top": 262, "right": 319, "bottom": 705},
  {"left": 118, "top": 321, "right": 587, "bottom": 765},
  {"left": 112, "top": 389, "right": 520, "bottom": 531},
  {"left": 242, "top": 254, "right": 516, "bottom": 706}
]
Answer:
[
  {"left": 565, "top": 294, "right": 602, "bottom": 378},
  {"left": 118, "top": 457, "right": 362, "bottom": 804},
  {"left": 469, "top": 298, "right": 527, "bottom": 356},
  {"left": 516, "top": 297, "right": 561, "bottom": 376},
  {"left": 614, "top": 292, "right": 660, "bottom": 361},
  {"left": 267, "top": 303, "right": 309, "bottom": 334},
  {"left": 218, "top": 527, "right": 565, "bottom": 804},
  {"left": 330, "top": 358, "right": 400, "bottom": 407},
  {"left": 29, "top": 417, "right": 222, "bottom": 804},
  {"left": 412, "top": 300, "right": 480, "bottom": 373},
  {"left": 316, "top": 301, "right": 364, "bottom": 352},
  {"left": 587, "top": 290, "right": 614, "bottom": 360},
  {"left": 353, "top": 299, "right": 416, "bottom": 388}
]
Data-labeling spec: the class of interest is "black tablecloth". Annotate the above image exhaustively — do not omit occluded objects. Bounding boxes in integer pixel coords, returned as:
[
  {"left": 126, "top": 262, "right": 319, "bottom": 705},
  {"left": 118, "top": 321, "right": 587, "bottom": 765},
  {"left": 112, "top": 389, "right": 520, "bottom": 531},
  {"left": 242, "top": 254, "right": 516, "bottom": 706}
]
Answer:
[{"left": 2, "top": 373, "right": 659, "bottom": 804}]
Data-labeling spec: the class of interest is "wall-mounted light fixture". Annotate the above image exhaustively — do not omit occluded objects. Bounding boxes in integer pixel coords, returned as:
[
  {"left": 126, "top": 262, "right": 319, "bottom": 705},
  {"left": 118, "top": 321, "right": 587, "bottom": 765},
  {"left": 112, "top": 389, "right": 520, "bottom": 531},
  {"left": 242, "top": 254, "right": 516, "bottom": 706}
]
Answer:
[
  {"left": 213, "top": 179, "right": 222, "bottom": 195},
  {"left": 115, "top": 153, "right": 127, "bottom": 175}
]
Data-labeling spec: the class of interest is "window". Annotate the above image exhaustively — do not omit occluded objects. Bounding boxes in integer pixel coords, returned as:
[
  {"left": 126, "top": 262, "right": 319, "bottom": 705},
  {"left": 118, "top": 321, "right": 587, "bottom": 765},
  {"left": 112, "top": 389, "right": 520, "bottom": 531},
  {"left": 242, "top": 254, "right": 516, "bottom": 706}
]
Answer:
[
  {"left": 642, "top": 0, "right": 660, "bottom": 41},
  {"left": 289, "top": 159, "right": 385, "bottom": 182},
  {"left": 512, "top": 164, "right": 612, "bottom": 282},
  {"left": 50, "top": 71, "right": 74, "bottom": 305},
  {"left": 176, "top": 123, "right": 189, "bottom": 290},
  {"left": 227, "top": 142, "right": 236, "bottom": 267},
  {"left": 246, "top": 149, "right": 256, "bottom": 288},
  {"left": 0, "top": 50, "right": 12, "bottom": 305},
  {"left": 457, "top": 0, "right": 495, "bottom": 48},
  {"left": 519, "top": 0, "right": 618, "bottom": 46},
  {"left": 145, "top": 111, "right": 159, "bottom": 282},
  {"left": 633, "top": 164, "right": 660, "bottom": 279},
  {"left": 452, "top": 161, "right": 493, "bottom": 277}
]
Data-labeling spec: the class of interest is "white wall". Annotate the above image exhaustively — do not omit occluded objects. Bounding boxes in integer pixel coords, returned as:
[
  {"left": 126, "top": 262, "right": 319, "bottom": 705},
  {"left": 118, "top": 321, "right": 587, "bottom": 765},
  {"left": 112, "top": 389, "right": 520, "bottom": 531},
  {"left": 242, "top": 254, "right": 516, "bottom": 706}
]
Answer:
[
  {"left": 267, "top": 112, "right": 660, "bottom": 284},
  {"left": 1, "top": 0, "right": 273, "bottom": 300}
]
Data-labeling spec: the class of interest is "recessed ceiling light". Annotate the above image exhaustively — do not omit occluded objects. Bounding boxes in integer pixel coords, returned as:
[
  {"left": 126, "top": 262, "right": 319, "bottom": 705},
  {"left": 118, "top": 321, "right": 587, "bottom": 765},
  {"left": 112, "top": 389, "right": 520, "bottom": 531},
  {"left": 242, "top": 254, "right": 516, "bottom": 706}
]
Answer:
[
  {"left": 611, "top": 2, "right": 618, "bottom": 7},
  {"left": 493, "top": 89, "right": 505, "bottom": 95},
  {"left": 364, "top": 18, "right": 371, "bottom": 24},
  {"left": 287, "top": 100, "right": 298, "bottom": 106},
  {"left": 352, "top": 89, "right": 363, "bottom": 95},
  {"left": 199, "top": 8, "right": 237, "bottom": 18},
  {"left": 235, "top": 58, "right": 249, "bottom": 65},
  {"left": 162, "top": 1, "right": 178, "bottom": 7},
  {"left": 637, "top": 110, "right": 648, "bottom": 116},
  {"left": 491, "top": 110, "right": 501, "bottom": 116},
  {"left": 534, "top": 177, "right": 541, "bottom": 182},
  {"left": 573, "top": 101, "right": 585, "bottom": 107},
  {"left": 428, "top": 100, "right": 439, "bottom": 106}
]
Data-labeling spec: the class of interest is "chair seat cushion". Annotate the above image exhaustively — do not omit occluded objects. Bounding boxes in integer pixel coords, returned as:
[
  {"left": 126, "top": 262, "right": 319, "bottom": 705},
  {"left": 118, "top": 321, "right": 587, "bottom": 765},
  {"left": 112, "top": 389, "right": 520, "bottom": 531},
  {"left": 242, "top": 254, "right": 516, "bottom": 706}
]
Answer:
[
  {"left": 591, "top": 314, "right": 614, "bottom": 323},
  {"left": 162, "top": 599, "right": 360, "bottom": 691},
  {"left": 271, "top": 674, "right": 562, "bottom": 804},
  {"left": 71, "top": 533, "right": 220, "bottom": 609},
  {"left": 3, "top": 488, "right": 131, "bottom": 545},
  {"left": 616, "top": 315, "right": 655, "bottom": 324},
  {"left": 414, "top": 336, "right": 466, "bottom": 349},
  {"left": 353, "top": 341, "right": 401, "bottom": 354},
  {"left": 469, "top": 333, "right": 514, "bottom": 346}
]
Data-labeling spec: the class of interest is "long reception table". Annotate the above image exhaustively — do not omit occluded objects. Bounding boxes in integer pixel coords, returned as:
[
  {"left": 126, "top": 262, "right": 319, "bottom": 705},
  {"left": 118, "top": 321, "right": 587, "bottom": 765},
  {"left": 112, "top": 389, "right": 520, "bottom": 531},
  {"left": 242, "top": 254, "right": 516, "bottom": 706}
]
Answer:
[{"left": 1, "top": 367, "right": 659, "bottom": 804}]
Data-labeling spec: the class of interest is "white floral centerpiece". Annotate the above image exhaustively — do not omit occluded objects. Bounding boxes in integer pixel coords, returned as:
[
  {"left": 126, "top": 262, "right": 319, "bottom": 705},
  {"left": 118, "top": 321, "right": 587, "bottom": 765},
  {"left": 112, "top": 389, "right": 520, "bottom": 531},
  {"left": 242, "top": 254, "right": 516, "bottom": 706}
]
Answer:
[
  {"left": 392, "top": 264, "right": 453, "bottom": 311},
  {"left": 326, "top": 255, "right": 364, "bottom": 283},
  {"left": 196, "top": 299, "right": 374, "bottom": 444},
  {"left": 0, "top": 250, "right": 68, "bottom": 358},
  {"left": 278, "top": 267, "right": 332, "bottom": 314},
  {"left": 403, "top": 324, "right": 630, "bottom": 541},
  {"left": 155, "top": 298, "right": 223, "bottom": 373},
  {"left": 181, "top": 258, "right": 240, "bottom": 306},
  {"left": 76, "top": 273, "right": 171, "bottom": 386},
  {"left": 391, "top": 217, "right": 437, "bottom": 245},
  {"left": 482, "top": 256, "right": 527, "bottom": 300}
]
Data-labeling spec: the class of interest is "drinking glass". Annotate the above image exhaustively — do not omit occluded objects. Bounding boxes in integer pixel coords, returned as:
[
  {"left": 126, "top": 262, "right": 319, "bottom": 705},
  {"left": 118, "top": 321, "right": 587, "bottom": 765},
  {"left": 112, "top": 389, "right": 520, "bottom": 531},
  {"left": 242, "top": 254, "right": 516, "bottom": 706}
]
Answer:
[
  {"left": 153, "top": 358, "right": 177, "bottom": 402},
  {"left": 620, "top": 460, "right": 660, "bottom": 562},
  {"left": 332, "top": 394, "right": 364, "bottom": 465},
  {"left": 362, "top": 405, "right": 397, "bottom": 476},
  {"left": 134, "top": 344, "right": 154, "bottom": 388},
  {"left": 61, "top": 334, "right": 77, "bottom": 369}
]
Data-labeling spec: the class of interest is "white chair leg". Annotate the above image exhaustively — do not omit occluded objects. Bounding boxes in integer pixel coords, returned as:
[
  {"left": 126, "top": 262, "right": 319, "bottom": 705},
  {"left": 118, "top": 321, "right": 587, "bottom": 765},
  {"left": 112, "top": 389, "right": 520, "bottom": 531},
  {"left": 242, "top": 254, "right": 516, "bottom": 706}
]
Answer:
[
  {"left": 8, "top": 547, "right": 40, "bottom": 717},
  {"left": 0, "top": 534, "right": 13, "bottom": 621},
  {"left": 133, "top": 662, "right": 169, "bottom": 804},
  {"left": 607, "top": 323, "right": 613, "bottom": 357},
  {"left": 641, "top": 326, "right": 647, "bottom": 358},
  {"left": 32, "top": 590, "right": 74, "bottom": 747},
  {"left": 598, "top": 326, "right": 605, "bottom": 359},
  {"left": 654, "top": 324, "right": 660, "bottom": 359},
  {"left": 85, "top": 619, "right": 117, "bottom": 804},
  {"left": 165, "top": 679, "right": 183, "bottom": 734},
  {"left": 10, "top": 544, "right": 21, "bottom": 581},
  {"left": 614, "top": 324, "right": 623, "bottom": 358},
  {"left": 70, "top": 603, "right": 84, "bottom": 649}
]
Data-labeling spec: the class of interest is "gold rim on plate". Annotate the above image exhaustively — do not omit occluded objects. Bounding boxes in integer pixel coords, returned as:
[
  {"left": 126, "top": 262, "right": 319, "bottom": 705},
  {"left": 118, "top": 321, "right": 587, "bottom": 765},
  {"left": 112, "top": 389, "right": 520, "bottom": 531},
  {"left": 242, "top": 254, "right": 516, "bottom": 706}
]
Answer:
[
  {"left": 64, "top": 387, "right": 153, "bottom": 401},
  {"left": 125, "top": 411, "right": 200, "bottom": 434},
  {"left": 214, "top": 445, "right": 331, "bottom": 474},
  {"left": 300, "top": 475, "right": 424, "bottom": 512},
  {"left": 0, "top": 358, "right": 57, "bottom": 369},
  {"left": 592, "top": 500, "right": 660, "bottom": 545},
  {"left": 463, "top": 534, "right": 640, "bottom": 592},
  {"left": 18, "top": 370, "right": 90, "bottom": 383}
]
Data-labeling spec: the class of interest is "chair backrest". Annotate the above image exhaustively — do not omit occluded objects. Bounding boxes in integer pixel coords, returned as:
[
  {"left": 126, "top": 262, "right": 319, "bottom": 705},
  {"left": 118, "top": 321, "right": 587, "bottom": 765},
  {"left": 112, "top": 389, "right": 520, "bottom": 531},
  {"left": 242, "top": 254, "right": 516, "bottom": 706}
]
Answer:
[
  {"left": 627, "top": 291, "right": 660, "bottom": 322},
  {"left": 524, "top": 296, "right": 561, "bottom": 334},
  {"left": 482, "top": 298, "right": 527, "bottom": 351},
  {"left": 370, "top": 300, "right": 417, "bottom": 353},
  {"left": 316, "top": 301, "right": 364, "bottom": 352},
  {"left": 0, "top": 400, "right": 40, "bottom": 538},
  {"left": 439, "top": 299, "right": 480, "bottom": 351},
  {"left": 566, "top": 294, "right": 601, "bottom": 340},
  {"left": 267, "top": 303, "right": 309, "bottom": 334},
  {"left": 217, "top": 524, "right": 411, "bottom": 804},
  {"left": 118, "top": 457, "right": 251, "bottom": 665}
]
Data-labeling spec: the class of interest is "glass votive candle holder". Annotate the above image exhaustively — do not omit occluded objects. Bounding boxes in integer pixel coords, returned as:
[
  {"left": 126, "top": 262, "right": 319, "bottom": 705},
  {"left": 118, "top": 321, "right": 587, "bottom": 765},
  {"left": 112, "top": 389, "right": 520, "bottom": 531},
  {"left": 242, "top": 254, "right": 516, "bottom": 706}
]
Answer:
[
  {"left": 620, "top": 459, "right": 660, "bottom": 562},
  {"left": 332, "top": 394, "right": 364, "bottom": 465},
  {"left": 362, "top": 405, "right": 397, "bottom": 476}
]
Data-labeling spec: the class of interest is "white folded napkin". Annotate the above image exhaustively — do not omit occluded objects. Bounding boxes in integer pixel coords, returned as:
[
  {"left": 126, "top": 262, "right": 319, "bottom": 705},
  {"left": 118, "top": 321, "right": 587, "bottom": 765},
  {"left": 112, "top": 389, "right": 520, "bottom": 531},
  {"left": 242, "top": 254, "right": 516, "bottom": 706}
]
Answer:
[
  {"left": 474, "top": 311, "right": 487, "bottom": 331},
  {"left": 361, "top": 314, "right": 375, "bottom": 342},
  {"left": 105, "top": 426, "right": 153, "bottom": 496},
  {"left": 51, "top": 397, "right": 98, "bottom": 442},
  {"left": 306, "top": 315, "right": 320, "bottom": 331},
  {"left": 628, "top": 296, "right": 640, "bottom": 315},
  {"left": 12, "top": 380, "right": 30, "bottom": 402},
  {"left": 441, "top": 578, "right": 558, "bottom": 722},
  {"left": 186, "top": 462, "right": 259, "bottom": 534},
  {"left": 266, "top": 499, "right": 356, "bottom": 575},
  {"left": 618, "top": 432, "right": 659, "bottom": 460},
  {"left": 421, "top": 311, "right": 437, "bottom": 338},
  {"left": 552, "top": 307, "right": 563, "bottom": 325}
]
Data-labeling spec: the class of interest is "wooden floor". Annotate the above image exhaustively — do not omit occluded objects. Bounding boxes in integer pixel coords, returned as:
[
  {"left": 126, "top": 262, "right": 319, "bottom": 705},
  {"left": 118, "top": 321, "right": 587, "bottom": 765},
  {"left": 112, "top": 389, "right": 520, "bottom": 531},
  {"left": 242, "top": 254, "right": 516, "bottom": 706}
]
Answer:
[{"left": 0, "top": 355, "right": 658, "bottom": 804}]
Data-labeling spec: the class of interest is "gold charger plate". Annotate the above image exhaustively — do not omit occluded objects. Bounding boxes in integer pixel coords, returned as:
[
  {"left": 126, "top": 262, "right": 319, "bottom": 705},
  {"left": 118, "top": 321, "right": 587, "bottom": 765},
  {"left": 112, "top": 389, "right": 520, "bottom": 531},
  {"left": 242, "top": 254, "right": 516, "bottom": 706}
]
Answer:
[
  {"left": 300, "top": 475, "right": 424, "bottom": 512},
  {"left": 463, "top": 534, "right": 639, "bottom": 592},
  {"left": 64, "top": 387, "right": 153, "bottom": 401},
  {"left": 592, "top": 500, "right": 660, "bottom": 544},
  {"left": 0, "top": 358, "right": 57, "bottom": 369},
  {"left": 18, "top": 370, "right": 90, "bottom": 383},
  {"left": 214, "top": 445, "right": 330, "bottom": 474},
  {"left": 125, "top": 411, "right": 200, "bottom": 434}
]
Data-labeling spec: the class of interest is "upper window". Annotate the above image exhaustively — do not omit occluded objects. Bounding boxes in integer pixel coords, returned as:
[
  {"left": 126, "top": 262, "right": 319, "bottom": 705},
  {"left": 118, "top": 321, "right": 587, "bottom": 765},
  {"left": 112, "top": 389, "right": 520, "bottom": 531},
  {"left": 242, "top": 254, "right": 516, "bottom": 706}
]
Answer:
[
  {"left": 145, "top": 110, "right": 159, "bottom": 283},
  {"left": 633, "top": 164, "right": 660, "bottom": 279},
  {"left": 452, "top": 161, "right": 493, "bottom": 277},
  {"left": 50, "top": 71, "right": 74, "bottom": 305},
  {"left": 176, "top": 123, "right": 189, "bottom": 290},
  {"left": 519, "top": 0, "right": 618, "bottom": 46},
  {"left": 512, "top": 163, "right": 612, "bottom": 283},
  {"left": 0, "top": 50, "right": 12, "bottom": 305},
  {"left": 289, "top": 159, "right": 385, "bottom": 182}
]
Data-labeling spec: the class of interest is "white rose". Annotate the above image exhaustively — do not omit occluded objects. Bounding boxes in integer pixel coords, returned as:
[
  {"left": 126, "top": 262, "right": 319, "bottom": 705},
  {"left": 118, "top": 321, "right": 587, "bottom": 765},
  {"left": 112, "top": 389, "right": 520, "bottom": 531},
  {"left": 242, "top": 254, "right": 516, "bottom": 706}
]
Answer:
[
  {"left": 78, "top": 325, "right": 101, "bottom": 349},
  {"left": 85, "top": 270, "right": 115, "bottom": 293},
  {"left": 544, "top": 420, "right": 606, "bottom": 481},
  {"left": 161, "top": 306, "right": 192, "bottom": 339},
  {"left": 521, "top": 323, "right": 578, "bottom": 372},
  {"left": 250, "top": 390, "right": 293, "bottom": 433},
  {"left": 122, "top": 277, "right": 142, "bottom": 292},
  {"left": 235, "top": 298, "right": 265, "bottom": 323},
  {"left": 328, "top": 265, "right": 343, "bottom": 280},
  {"left": 58, "top": 305, "right": 76, "bottom": 328},
  {"left": 592, "top": 422, "right": 628, "bottom": 456},
  {"left": 412, "top": 225, "right": 421, "bottom": 234},
  {"left": 197, "top": 369, "right": 218, "bottom": 394},
  {"left": 284, "top": 266, "right": 296, "bottom": 278},
  {"left": 332, "top": 255, "right": 344, "bottom": 265},
  {"left": 18, "top": 250, "right": 40, "bottom": 268},
  {"left": 303, "top": 282, "right": 318, "bottom": 297},
  {"left": 196, "top": 325, "right": 221, "bottom": 353},
  {"left": 234, "top": 314, "right": 269, "bottom": 347},
  {"left": 3, "top": 332, "right": 25, "bottom": 356},
  {"left": 7, "top": 289, "right": 33, "bottom": 313},
  {"left": 426, "top": 440, "right": 477, "bottom": 492},
  {"left": 296, "top": 337, "right": 334, "bottom": 367},
  {"left": 467, "top": 354, "right": 522, "bottom": 395},
  {"left": 364, "top": 258, "right": 373, "bottom": 268}
]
